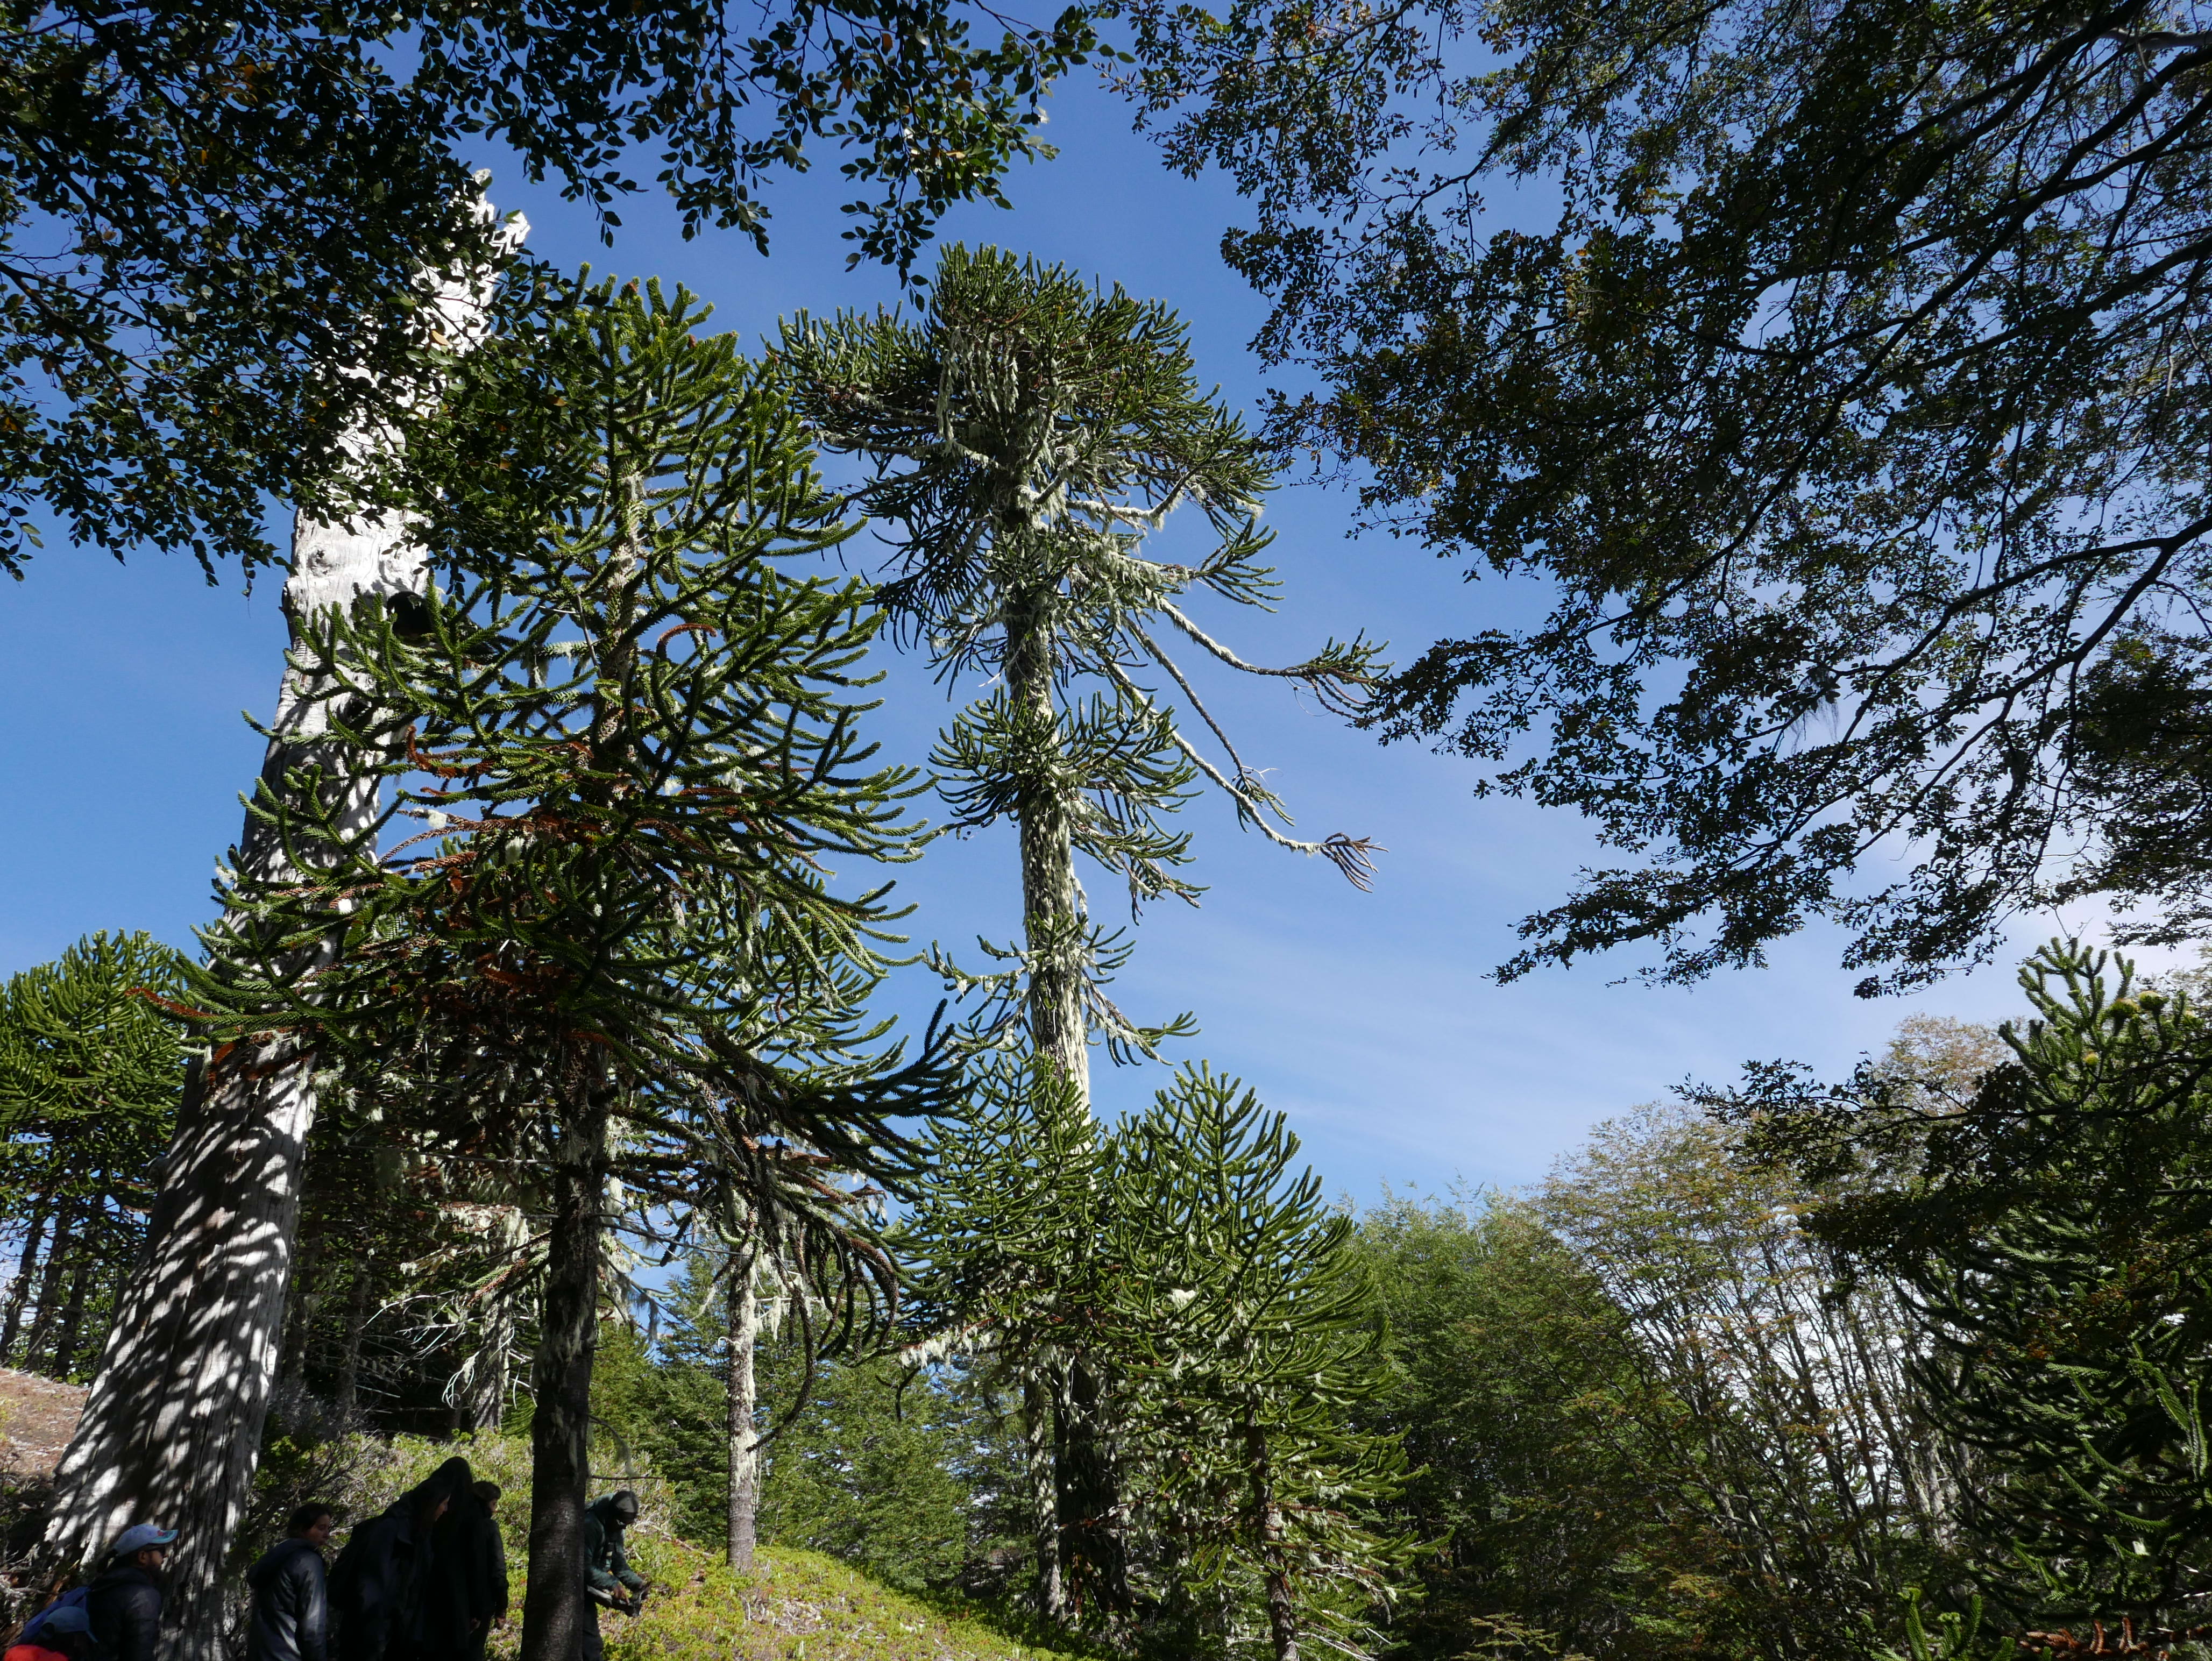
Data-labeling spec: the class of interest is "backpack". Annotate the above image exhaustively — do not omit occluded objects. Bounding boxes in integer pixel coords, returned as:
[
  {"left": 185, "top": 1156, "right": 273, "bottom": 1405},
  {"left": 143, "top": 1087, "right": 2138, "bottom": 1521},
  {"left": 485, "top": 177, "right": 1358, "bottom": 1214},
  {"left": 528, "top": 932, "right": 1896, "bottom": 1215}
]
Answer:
[{"left": 19, "top": 1587, "right": 88, "bottom": 1644}]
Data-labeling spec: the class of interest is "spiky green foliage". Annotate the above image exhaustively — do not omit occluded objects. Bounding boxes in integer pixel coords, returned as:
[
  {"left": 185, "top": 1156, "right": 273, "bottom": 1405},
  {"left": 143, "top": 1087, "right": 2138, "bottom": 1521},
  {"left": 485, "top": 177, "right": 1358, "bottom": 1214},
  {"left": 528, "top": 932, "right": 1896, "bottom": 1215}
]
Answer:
[
  {"left": 192, "top": 273, "right": 954, "bottom": 1227},
  {"left": 1761, "top": 940, "right": 2212, "bottom": 1624},
  {"left": 0, "top": 930, "right": 185, "bottom": 1376},
  {"left": 779, "top": 244, "right": 1382, "bottom": 1074},
  {"left": 175, "top": 272, "right": 961, "bottom": 1661},
  {"left": 901, "top": 1064, "right": 1410, "bottom": 1658},
  {"left": 1111, "top": 1067, "right": 1413, "bottom": 1660}
]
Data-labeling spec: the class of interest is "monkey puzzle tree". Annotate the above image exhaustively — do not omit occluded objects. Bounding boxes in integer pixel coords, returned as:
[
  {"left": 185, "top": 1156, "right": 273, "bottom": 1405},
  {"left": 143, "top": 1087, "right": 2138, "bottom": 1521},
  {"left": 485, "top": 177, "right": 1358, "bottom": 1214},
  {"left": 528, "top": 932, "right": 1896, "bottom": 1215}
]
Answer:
[
  {"left": 779, "top": 243, "right": 1382, "bottom": 1101},
  {"left": 40, "top": 224, "right": 524, "bottom": 1647},
  {"left": 166, "top": 274, "right": 957, "bottom": 1661},
  {"left": 0, "top": 932, "right": 183, "bottom": 1378},
  {"left": 781, "top": 243, "right": 1380, "bottom": 1617},
  {"left": 1114, "top": 1067, "right": 1411, "bottom": 1661},
  {"left": 1761, "top": 942, "right": 2212, "bottom": 1632},
  {"left": 901, "top": 1061, "right": 1410, "bottom": 1656},
  {"left": 898, "top": 1058, "right": 1116, "bottom": 1617}
]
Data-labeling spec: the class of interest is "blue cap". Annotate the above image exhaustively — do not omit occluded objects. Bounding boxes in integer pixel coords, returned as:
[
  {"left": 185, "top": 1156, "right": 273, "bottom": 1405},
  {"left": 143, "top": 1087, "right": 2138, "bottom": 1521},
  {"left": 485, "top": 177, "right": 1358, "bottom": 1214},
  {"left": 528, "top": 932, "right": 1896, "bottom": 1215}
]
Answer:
[
  {"left": 110, "top": 1525, "right": 176, "bottom": 1556},
  {"left": 35, "top": 1608, "right": 89, "bottom": 1637}
]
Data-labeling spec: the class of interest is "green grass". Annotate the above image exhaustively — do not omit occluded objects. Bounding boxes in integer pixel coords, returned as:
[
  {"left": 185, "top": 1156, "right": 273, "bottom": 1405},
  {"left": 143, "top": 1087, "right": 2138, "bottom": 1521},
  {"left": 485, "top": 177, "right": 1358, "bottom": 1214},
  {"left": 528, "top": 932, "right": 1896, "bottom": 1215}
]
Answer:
[{"left": 598, "top": 1536, "right": 1090, "bottom": 1661}]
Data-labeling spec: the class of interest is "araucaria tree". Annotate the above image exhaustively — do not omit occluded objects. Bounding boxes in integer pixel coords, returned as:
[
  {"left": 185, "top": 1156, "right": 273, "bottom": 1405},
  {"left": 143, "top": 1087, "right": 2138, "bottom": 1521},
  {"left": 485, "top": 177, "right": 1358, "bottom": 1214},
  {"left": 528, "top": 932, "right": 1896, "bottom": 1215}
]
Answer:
[
  {"left": 1769, "top": 941, "right": 2212, "bottom": 1632},
  {"left": 175, "top": 276, "right": 956, "bottom": 1661},
  {"left": 41, "top": 226, "right": 522, "bottom": 1652},
  {"left": 0, "top": 933, "right": 185, "bottom": 1379},
  {"left": 779, "top": 243, "right": 1381, "bottom": 1101},
  {"left": 902, "top": 1062, "right": 1410, "bottom": 1658},
  {"left": 780, "top": 243, "right": 1381, "bottom": 1619}
]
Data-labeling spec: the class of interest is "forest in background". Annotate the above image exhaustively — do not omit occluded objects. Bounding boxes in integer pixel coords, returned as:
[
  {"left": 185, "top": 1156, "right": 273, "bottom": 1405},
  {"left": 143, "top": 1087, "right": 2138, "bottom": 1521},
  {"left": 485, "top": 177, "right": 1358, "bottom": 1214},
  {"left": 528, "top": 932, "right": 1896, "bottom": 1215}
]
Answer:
[
  {"left": 9, "top": 925, "right": 2211, "bottom": 1661},
  {"left": 9, "top": 0, "right": 2212, "bottom": 1653}
]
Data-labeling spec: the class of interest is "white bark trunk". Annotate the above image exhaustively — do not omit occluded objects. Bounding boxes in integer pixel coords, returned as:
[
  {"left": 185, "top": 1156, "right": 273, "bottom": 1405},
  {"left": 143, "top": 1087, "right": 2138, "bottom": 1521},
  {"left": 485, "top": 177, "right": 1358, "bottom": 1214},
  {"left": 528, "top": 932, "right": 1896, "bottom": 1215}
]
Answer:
[
  {"left": 44, "top": 207, "right": 524, "bottom": 1661},
  {"left": 726, "top": 1248, "right": 760, "bottom": 1573}
]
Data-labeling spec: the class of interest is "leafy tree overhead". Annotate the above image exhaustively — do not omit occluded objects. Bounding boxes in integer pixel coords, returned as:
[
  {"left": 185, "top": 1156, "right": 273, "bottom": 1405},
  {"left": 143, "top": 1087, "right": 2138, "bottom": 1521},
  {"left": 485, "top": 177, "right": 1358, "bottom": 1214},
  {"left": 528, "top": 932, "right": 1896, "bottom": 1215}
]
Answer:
[
  {"left": 1114, "top": 0, "right": 2212, "bottom": 990},
  {"left": 0, "top": 0, "right": 1093, "bottom": 580}
]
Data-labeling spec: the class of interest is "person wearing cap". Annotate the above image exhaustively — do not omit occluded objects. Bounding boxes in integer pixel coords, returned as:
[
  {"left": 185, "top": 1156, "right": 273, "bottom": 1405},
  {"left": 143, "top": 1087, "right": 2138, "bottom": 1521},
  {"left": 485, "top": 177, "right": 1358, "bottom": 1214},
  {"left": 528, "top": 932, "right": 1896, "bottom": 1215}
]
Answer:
[
  {"left": 328, "top": 1458, "right": 473, "bottom": 1661},
  {"left": 87, "top": 1525, "right": 174, "bottom": 1661},
  {"left": 246, "top": 1503, "right": 335, "bottom": 1661},
  {"left": 5, "top": 1603, "right": 94, "bottom": 1661}
]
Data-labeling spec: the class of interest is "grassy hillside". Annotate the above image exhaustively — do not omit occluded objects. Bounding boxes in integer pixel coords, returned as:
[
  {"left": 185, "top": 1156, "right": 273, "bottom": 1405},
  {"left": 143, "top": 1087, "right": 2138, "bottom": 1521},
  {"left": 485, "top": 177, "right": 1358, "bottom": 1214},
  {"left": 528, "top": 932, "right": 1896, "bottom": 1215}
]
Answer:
[
  {"left": 602, "top": 1536, "right": 1087, "bottom": 1661},
  {"left": 297, "top": 1431, "right": 1081, "bottom": 1661}
]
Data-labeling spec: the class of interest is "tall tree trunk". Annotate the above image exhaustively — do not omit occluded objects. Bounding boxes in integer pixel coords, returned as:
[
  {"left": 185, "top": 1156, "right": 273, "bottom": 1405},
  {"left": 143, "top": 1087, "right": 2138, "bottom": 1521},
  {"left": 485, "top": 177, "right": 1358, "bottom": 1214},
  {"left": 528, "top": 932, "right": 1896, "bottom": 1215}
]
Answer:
[
  {"left": 334, "top": 1247, "right": 378, "bottom": 1421},
  {"left": 49, "top": 1235, "right": 95, "bottom": 1380},
  {"left": 41, "top": 217, "right": 522, "bottom": 1661},
  {"left": 1025, "top": 1371, "right": 1064, "bottom": 1619},
  {"left": 1244, "top": 1405, "right": 1298, "bottom": 1661},
  {"left": 0, "top": 1205, "right": 49, "bottom": 1361},
  {"left": 725, "top": 1247, "right": 760, "bottom": 1573},
  {"left": 1004, "top": 586, "right": 1089, "bottom": 1105},
  {"left": 276, "top": 1230, "right": 321, "bottom": 1400},
  {"left": 466, "top": 1294, "right": 516, "bottom": 1431},
  {"left": 1057, "top": 1354, "right": 1130, "bottom": 1615},
  {"left": 520, "top": 1061, "right": 609, "bottom": 1661},
  {"left": 22, "top": 1202, "right": 78, "bottom": 1371},
  {"left": 43, "top": 1048, "right": 316, "bottom": 1655}
]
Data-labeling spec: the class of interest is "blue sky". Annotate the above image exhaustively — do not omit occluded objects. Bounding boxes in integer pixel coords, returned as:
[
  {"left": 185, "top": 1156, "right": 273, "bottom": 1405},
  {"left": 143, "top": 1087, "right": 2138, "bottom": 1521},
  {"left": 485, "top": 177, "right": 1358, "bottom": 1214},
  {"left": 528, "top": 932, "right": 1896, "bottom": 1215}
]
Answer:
[{"left": 0, "top": 75, "right": 2128, "bottom": 1203}]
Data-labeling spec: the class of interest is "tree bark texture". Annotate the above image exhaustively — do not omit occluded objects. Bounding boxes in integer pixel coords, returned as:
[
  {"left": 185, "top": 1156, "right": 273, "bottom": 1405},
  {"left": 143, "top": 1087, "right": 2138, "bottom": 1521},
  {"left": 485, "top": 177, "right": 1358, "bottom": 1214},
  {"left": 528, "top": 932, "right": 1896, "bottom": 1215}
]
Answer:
[
  {"left": 43, "top": 1048, "right": 317, "bottom": 1658},
  {"left": 465, "top": 1282, "right": 516, "bottom": 1432},
  {"left": 519, "top": 1064, "right": 609, "bottom": 1661},
  {"left": 1057, "top": 1355, "right": 1130, "bottom": 1615},
  {"left": 51, "top": 1243, "right": 94, "bottom": 1379},
  {"left": 20, "top": 1202, "right": 74, "bottom": 1369},
  {"left": 276, "top": 1231, "right": 320, "bottom": 1399},
  {"left": 1244, "top": 1407, "right": 1298, "bottom": 1661},
  {"left": 1004, "top": 588, "right": 1090, "bottom": 1106},
  {"left": 1025, "top": 1372, "right": 1064, "bottom": 1619},
  {"left": 334, "top": 1246, "right": 377, "bottom": 1421},
  {"left": 41, "top": 220, "right": 525, "bottom": 1661},
  {"left": 725, "top": 1248, "right": 760, "bottom": 1573}
]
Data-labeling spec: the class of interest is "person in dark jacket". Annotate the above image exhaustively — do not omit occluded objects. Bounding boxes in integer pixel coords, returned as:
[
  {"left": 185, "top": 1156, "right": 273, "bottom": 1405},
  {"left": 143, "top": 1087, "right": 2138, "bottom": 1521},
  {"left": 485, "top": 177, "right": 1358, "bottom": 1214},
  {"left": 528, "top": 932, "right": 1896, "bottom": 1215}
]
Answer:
[
  {"left": 579, "top": 1491, "right": 648, "bottom": 1661},
  {"left": 582, "top": 1493, "right": 646, "bottom": 1611},
  {"left": 246, "top": 1503, "right": 335, "bottom": 1661},
  {"left": 422, "top": 1482, "right": 506, "bottom": 1661},
  {"left": 327, "top": 1459, "right": 473, "bottom": 1661},
  {"left": 86, "top": 1524, "right": 173, "bottom": 1661}
]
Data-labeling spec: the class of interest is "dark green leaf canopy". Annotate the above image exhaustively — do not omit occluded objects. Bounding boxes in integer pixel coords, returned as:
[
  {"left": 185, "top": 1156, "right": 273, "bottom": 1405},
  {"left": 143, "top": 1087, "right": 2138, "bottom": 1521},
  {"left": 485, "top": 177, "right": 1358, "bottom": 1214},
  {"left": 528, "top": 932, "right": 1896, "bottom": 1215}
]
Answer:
[
  {"left": 0, "top": 0, "right": 1094, "bottom": 580},
  {"left": 1114, "top": 0, "right": 2212, "bottom": 990}
]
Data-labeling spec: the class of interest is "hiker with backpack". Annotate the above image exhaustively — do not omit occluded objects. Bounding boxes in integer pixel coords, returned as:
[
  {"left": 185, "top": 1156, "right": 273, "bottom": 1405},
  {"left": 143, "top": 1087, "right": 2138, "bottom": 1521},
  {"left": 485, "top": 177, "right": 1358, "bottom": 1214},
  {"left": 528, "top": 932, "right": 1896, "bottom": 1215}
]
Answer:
[
  {"left": 4, "top": 1603, "right": 93, "bottom": 1661},
  {"left": 423, "top": 1482, "right": 505, "bottom": 1661},
  {"left": 85, "top": 1524, "right": 173, "bottom": 1661}
]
